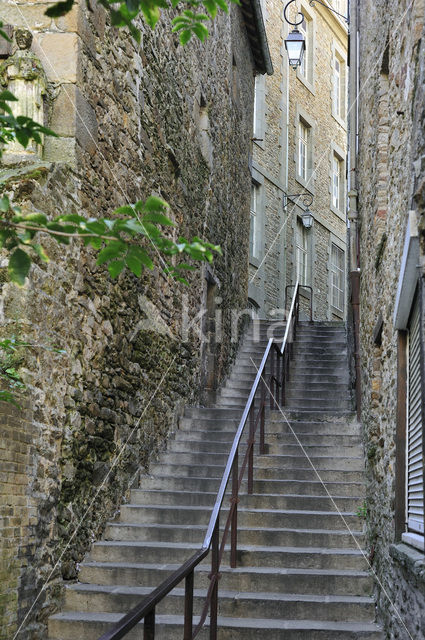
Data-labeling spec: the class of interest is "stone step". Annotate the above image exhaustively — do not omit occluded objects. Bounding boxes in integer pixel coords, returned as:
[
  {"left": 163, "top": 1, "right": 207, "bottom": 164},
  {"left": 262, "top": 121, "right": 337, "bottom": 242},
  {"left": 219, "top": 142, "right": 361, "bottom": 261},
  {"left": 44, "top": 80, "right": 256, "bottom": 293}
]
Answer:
[
  {"left": 178, "top": 417, "right": 359, "bottom": 435},
  {"left": 62, "top": 583, "right": 376, "bottom": 622},
  {"left": 87, "top": 540, "right": 369, "bottom": 571},
  {"left": 174, "top": 431, "right": 361, "bottom": 447},
  {"left": 49, "top": 611, "right": 384, "bottom": 640},
  {"left": 158, "top": 451, "right": 364, "bottom": 471},
  {"left": 104, "top": 522, "right": 365, "bottom": 549},
  {"left": 149, "top": 462, "right": 365, "bottom": 483},
  {"left": 167, "top": 441, "right": 363, "bottom": 459},
  {"left": 140, "top": 475, "right": 365, "bottom": 497},
  {"left": 78, "top": 561, "right": 373, "bottom": 596},
  {"left": 128, "top": 489, "right": 364, "bottom": 513},
  {"left": 118, "top": 504, "right": 363, "bottom": 530}
]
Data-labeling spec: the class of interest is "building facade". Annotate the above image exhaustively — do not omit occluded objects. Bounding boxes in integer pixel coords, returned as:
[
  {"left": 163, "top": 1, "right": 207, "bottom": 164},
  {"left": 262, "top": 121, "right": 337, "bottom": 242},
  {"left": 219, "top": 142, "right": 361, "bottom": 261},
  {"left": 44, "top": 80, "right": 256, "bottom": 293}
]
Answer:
[
  {"left": 0, "top": 2, "right": 271, "bottom": 637},
  {"left": 352, "top": 0, "right": 425, "bottom": 637},
  {"left": 249, "top": 0, "right": 348, "bottom": 320}
]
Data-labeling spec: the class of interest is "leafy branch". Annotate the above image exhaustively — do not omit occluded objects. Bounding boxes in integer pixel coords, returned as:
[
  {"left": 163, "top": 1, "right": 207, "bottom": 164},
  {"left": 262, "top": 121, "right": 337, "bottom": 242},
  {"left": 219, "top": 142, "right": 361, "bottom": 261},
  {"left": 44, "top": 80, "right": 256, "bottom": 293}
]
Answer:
[
  {"left": 0, "top": 90, "right": 57, "bottom": 155},
  {"left": 0, "top": 194, "right": 222, "bottom": 286},
  {"left": 45, "top": 0, "right": 237, "bottom": 44}
]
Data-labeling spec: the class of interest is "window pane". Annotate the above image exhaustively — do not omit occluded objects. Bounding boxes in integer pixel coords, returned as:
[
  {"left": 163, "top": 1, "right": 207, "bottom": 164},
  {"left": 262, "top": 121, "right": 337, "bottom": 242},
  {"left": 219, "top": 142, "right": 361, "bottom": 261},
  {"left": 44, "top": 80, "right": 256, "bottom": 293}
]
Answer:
[
  {"left": 330, "top": 244, "right": 344, "bottom": 311},
  {"left": 296, "top": 220, "right": 307, "bottom": 285},
  {"left": 250, "top": 183, "right": 259, "bottom": 259}
]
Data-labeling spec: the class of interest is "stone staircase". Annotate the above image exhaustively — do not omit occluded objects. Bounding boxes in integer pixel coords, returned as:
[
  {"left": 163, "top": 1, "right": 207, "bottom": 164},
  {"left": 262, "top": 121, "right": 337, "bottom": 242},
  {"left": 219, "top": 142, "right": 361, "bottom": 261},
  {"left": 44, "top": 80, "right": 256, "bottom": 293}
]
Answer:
[{"left": 49, "top": 321, "right": 384, "bottom": 640}]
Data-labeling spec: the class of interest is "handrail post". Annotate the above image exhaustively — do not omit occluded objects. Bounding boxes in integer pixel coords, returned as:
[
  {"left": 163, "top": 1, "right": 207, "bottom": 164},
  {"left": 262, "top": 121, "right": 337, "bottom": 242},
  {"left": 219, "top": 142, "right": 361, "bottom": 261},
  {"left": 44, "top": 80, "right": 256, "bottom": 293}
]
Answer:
[
  {"left": 248, "top": 404, "right": 255, "bottom": 494},
  {"left": 209, "top": 517, "right": 220, "bottom": 640},
  {"left": 183, "top": 570, "right": 194, "bottom": 640},
  {"left": 260, "top": 377, "right": 266, "bottom": 455},
  {"left": 269, "top": 348, "right": 275, "bottom": 410},
  {"left": 144, "top": 608, "right": 155, "bottom": 640},
  {"left": 230, "top": 448, "right": 239, "bottom": 568}
]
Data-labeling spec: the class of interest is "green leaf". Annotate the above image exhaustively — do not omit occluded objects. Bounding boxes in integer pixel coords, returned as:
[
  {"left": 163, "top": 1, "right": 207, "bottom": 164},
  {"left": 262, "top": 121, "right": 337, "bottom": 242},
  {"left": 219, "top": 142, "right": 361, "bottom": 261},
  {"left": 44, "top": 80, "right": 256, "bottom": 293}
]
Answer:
[
  {"left": 0, "top": 389, "right": 21, "bottom": 408},
  {"left": 8, "top": 248, "right": 31, "bottom": 286},
  {"left": 179, "top": 29, "right": 192, "bottom": 44},
  {"left": 125, "top": 252, "right": 142, "bottom": 277},
  {"left": 0, "top": 196, "right": 10, "bottom": 212},
  {"left": 45, "top": 0, "right": 74, "bottom": 18},
  {"left": 215, "top": 0, "right": 229, "bottom": 10},
  {"left": 0, "top": 90, "right": 18, "bottom": 102},
  {"left": 15, "top": 129, "right": 29, "bottom": 149},
  {"left": 56, "top": 213, "right": 87, "bottom": 224},
  {"left": 96, "top": 240, "right": 126, "bottom": 266},
  {"left": 130, "top": 245, "right": 154, "bottom": 269},
  {"left": 85, "top": 220, "right": 107, "bottom": 235},
  {"left": 0, "top": 230, "right": 13, "bottom": 249},
  {"left": 108, "top": 260, "right": 125, "bottom": 278},
  {"left": 142, "top": 211, "right": 175, "bottom": 226},
  {"left": 192, "top": 22, "right": 209, "bottom": 40},
  {"left": 113, "top": 205, "right": 135, "bottom": 216},
  {"left": 21, "top": 212, "right": 48, "bottom": 224},
  {"left": 32, "top": 244, "right": 50, "bottom": 263},
  {"left": 203, "top": 0, "right": 218, "bottom": 18},
  {"left": 143, "top": 196, "right": 169, "bottom": 212}
]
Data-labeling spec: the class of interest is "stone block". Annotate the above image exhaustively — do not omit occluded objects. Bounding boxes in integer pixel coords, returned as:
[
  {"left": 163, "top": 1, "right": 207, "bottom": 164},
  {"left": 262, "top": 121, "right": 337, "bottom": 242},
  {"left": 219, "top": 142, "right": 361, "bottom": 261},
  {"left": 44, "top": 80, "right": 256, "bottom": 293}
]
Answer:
[
  {"left": 0, "top": 4, "right": 53, "bottom": 31},
  {"left": 43, "top": 136, "right": 77, "bottom": 166},
  {"left": 50, "top": 83, "right": 98, "bottom": 155},
  {"left": 33, "top": 32, "right": 80, "bottom": 83}
]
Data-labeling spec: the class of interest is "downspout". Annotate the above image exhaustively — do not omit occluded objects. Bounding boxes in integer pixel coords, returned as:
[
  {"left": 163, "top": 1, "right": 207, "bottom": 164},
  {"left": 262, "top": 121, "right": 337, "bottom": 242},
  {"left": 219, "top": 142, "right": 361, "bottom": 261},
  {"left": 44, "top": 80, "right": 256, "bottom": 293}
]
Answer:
[{"left": 347, "top": 0, "right": 361, "bottom": 419}]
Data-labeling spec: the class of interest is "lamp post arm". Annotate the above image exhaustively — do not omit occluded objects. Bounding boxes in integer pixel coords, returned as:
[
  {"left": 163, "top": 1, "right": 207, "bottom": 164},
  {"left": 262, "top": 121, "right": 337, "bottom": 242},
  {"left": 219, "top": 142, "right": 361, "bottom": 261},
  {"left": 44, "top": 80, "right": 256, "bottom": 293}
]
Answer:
[
  {"left": 309, "top": 0, "right": 349, "bottom": 23},
  {"left": 283, "top": 0, "right": 305, "bottom": 27}
]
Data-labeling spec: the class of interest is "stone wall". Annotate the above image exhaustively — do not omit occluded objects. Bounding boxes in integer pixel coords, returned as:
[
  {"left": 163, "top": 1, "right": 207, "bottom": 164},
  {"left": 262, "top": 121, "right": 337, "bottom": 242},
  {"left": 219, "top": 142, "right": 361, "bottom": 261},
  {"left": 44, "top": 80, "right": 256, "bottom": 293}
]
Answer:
[
  {"left": 0, "top": 2, "right": 256, "bottom": 637},
  {"left": 357, "top": 0, "right": 425, "bottom": 637}
]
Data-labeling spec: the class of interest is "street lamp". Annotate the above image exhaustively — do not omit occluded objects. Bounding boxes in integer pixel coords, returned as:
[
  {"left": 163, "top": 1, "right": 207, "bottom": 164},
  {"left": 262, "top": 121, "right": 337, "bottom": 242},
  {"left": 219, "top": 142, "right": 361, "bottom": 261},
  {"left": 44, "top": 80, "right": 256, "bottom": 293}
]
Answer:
[
  {"left": 283, "top": 1, "right": 306, "bottom": 70},
  {"left": 301, "top": 209, "right": 314, "bottom": 229},
  {"left": 283, "top": 191, "right": 314, "bottom": 229}
]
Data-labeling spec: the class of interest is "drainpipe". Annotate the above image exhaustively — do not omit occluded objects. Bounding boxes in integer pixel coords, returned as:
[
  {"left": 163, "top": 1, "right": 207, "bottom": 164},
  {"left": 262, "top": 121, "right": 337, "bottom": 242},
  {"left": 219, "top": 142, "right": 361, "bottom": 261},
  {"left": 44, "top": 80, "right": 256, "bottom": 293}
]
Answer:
[{"left": 347, "top": 0, "right": 361, "bottom": 419}]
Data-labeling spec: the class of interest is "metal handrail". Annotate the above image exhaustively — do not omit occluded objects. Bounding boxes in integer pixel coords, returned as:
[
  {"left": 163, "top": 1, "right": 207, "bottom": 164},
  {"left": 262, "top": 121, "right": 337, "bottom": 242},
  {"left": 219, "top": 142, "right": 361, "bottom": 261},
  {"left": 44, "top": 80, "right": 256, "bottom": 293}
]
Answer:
[
  {"left": 285, "top": 283, "right": 313, "bottom": 322},
  {"left": 97, "top": 282, "right": 302, "bottom": 640}
]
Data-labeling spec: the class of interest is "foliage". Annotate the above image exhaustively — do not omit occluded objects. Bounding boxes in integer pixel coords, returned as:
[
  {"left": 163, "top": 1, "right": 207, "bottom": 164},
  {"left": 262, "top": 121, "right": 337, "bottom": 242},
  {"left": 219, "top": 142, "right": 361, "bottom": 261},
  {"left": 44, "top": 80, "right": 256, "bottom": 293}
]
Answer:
[
  {"left": 356, "top": 501, "right": 368, "bottom": 519},
  {"left": 0, "top": 336, "right": 66, "bottom": 407},
  {"left": 0, "top": 90, "right": 57, "bottom": 157},
  {"left": 45, "top": 0, "right": 237, "bottom": 45},
  {"left": 0, "top": 194, "right": 222, "bottom": 286}
]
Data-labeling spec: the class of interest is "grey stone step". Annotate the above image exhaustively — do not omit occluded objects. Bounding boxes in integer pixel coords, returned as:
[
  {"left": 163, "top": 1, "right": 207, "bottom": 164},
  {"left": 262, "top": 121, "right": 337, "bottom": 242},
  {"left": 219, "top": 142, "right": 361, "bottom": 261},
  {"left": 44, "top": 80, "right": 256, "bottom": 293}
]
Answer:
[
  {"left": 49, "top": 611, "right": 384, "bottom": 640},
  {"left": 62, "top": 583, "right": 376, "bottom": 622},
  {"left": 104, "top": 522, "right": 365, "bottom": 548},
  {"left": 168, "top": 441, "right": 362, "bottom": 459},
  {"left": 118, "top": 504, "right": 363, "bottom": 530},
  {"left": 268, "top": 433, "right": 362, "bottom": 446},
  {"left": 87, "top": 540, "right": 369, "bottom": 571},
  {"left": 158, "top": 451, "right": 364, "bottom": 470},
  {"left": 78, "top": 561, "right": 373, "bottom": 596},
  {"left": 149, "top": 462, "right": 365, "bottom": 483},
  {"left": 128, "top": 489, "right": 363, "bottom": 512},
  {"left": 284, "top": 399, "right": 352, "bottom": 410},
  {"left": 140, "top": 475, "right": 365, "bottom": 497}
]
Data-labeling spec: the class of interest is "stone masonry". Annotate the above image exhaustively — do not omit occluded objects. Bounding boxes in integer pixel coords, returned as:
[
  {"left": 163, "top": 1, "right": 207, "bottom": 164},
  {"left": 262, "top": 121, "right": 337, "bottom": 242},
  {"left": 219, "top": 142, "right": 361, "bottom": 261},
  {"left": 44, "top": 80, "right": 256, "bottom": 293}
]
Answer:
[
  {"left": 356, "top": 0, "right": 425, "bottom": 638},
  {"left": 0, "top": 1, "right": 267, "bottom": 637}
]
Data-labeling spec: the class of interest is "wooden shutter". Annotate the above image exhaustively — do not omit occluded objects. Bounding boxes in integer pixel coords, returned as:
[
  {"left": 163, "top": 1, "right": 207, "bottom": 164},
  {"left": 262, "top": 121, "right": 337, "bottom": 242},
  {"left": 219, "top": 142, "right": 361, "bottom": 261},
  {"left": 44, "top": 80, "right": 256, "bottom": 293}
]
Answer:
[{"left": 407, "top": 294, "right": 424, "bottom": 535}]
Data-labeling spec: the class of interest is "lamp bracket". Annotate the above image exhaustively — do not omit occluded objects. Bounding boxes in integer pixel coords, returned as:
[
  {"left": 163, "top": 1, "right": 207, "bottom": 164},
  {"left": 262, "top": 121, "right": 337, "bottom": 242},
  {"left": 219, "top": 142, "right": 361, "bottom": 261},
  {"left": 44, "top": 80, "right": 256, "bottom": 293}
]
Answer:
[
  {"left": 309, "top": 0, "right": 349, "bottom": 23},
  {"left": 283, "top": 192, "right": 314, "bottom": 208},
  {"left": 283, "top": 0, "right": 304, "bottom": 27}
]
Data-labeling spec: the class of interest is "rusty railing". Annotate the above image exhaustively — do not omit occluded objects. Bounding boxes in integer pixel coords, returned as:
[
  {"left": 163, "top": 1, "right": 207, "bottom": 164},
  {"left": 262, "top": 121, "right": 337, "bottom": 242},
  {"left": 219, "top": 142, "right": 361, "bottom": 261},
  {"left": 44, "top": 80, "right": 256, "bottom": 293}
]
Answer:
[{"left": 97, "top": 281, "right": 303, "bottom": 640}]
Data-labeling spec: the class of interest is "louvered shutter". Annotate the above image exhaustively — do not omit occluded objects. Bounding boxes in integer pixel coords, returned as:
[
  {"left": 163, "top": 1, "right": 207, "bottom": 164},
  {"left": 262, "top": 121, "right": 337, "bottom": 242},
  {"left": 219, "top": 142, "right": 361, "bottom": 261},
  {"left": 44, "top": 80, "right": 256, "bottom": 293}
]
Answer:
[{"left": 407, "top": 294, "right": 424, "bottom": 535}]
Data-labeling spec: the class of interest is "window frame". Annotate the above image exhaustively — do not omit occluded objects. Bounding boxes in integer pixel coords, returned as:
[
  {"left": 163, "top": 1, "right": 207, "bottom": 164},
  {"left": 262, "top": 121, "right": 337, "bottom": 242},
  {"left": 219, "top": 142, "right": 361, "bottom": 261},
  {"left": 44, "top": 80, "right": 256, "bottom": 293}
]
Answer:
[
  {"left": 329, "top": 240, "right": 345, "bottom": 317},
  {"left": 331, "top": 42, "right": 347, "bottom": 127},
  {"left": 329, "top": 143, "right": 346, "bottom": 220},
  {"left": 295, "top": 107, "right": 315, "bottom": 191},
  {"left": 296, "top": 2, "right": 315, "bottom": 93}
]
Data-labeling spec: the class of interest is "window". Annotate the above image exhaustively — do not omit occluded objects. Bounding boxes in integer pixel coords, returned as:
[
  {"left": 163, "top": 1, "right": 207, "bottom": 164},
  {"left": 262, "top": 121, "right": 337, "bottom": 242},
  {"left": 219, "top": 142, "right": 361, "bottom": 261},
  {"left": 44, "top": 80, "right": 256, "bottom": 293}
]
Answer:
[
  {"left": 406, "top": 294, "right": 424, "bottom": 538},
  {"left": 297, "top": 6, "right": 314, "bottom": 87},
  {"left": 332, "top": 48, "right": 346, "bottom": 122},
  {"left": 250, "top": 182, "right": 260, "bottom": 260},
  {"left": 330, "top": 243, "right": 344, "bottom": 312},
  {"left": 330, "top": 147, "right": 345, "bottom": 217},
  {"left": 296, "top": 219, "right": 308, "bottom": 285},
  {"left": 252, "top": 75, "right": 265, "bottom": 145},
  {"left": 332, "top": 155, "right": 342, "bottom": 210},
  {"left": 299, "top": 121, "right": 309, "bottom": 181}
]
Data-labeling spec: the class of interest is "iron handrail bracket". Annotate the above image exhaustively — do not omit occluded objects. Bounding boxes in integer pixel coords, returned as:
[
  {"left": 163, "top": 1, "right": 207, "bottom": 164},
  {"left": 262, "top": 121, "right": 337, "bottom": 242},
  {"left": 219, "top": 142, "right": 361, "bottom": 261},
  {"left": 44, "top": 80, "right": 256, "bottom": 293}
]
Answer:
[{"left": 96, "top": 281, "right": 304, "bottom": 640}]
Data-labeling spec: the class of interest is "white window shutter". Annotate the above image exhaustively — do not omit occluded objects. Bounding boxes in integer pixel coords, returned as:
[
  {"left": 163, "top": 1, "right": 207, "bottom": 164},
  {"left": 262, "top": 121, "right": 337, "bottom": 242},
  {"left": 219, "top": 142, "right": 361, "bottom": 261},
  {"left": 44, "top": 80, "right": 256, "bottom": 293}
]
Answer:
[{"left": 407, "top": 294, "right": 424, "bottom": 535}]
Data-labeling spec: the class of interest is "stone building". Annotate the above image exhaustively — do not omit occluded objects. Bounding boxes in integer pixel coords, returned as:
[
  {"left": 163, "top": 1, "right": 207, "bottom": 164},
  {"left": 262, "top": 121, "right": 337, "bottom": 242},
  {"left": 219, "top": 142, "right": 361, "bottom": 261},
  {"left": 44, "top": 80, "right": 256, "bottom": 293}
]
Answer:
[
  {"left": 249, "top": 0, "right": 348, "bottom": 320},
  {"left": 351, "top": 0, "right": 425, "bottom": 637},
  {"left": 0, "top": 1, "right": 271, "bottom": 637}
]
